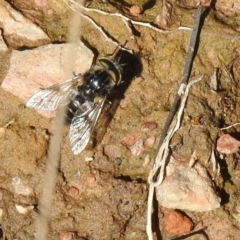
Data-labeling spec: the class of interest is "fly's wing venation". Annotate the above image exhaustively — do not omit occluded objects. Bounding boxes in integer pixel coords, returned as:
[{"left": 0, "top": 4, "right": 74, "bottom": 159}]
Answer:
[
  {"left": 26, "top": 75, "right": 82, "bottom": 111},
  {"left": 69, "top": 97, "right": 106, "bottom": 155}
]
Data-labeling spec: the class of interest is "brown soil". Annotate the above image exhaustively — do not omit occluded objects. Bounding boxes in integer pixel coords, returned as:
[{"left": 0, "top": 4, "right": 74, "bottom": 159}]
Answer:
[{"left": 1, "top": 0, "right": 240, "bottom": 239}]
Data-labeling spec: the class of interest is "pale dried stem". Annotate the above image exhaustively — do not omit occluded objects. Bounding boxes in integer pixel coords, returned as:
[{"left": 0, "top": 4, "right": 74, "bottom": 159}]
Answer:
[
  {"left": 146, "top": 76, "right": 203, "bottom": 240},
  {"left": 34, "top": 1, "right": 84, "bottom": 239},
  {"left": 65, "top": 0, "right": 169, "bottom": 34},
  {"left": 221, "top": 122, "right": 240, "bottom": 130}
]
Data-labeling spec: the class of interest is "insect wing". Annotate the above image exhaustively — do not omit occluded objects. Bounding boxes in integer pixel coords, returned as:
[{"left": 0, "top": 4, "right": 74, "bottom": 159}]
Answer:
[
  {"left": 69, "top": 97, "right": 106, "bottom": 155},
  {"left": 26, "top": 75, "right": 82, "bottom": 110}
]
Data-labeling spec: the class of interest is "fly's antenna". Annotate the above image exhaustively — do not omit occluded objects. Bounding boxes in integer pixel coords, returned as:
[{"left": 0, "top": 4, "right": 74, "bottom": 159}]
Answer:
[{"left": 109, "top": 40, "right": 133, "bottom": 59}]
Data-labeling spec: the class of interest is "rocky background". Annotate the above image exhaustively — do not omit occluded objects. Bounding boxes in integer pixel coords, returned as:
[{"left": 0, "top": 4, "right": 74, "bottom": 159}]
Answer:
[{"left": 1, "top": 0, "right": 240, "bottom": 239}]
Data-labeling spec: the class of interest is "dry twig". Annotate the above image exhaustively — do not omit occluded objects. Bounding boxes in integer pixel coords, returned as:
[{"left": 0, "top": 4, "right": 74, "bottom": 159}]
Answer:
[
  {"left": 34, "top": 1, "right": 84, "bottom": 239},
  {"left": 146, "top": 3, "right": 204, "bottom": 239},
  {"left": 146, "top": 75, "right": 203, "bottom": 239}
]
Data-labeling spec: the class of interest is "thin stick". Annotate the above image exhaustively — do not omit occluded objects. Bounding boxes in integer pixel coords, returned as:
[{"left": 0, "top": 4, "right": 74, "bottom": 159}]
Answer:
[
  {"left": 157, "top": 4, "right": 203, "bottom": 147},
  {"left": 146, "top": 76, "right": 203, "bottom": 239},
  {"left": 146, "top": 4, "right": 204, "bottom": 240},
  {"left": 34, "top": 1, "right": 84, "bottom": 239},
  {"left": 221, "top": 122, "right": 240, "bottom": 130}
]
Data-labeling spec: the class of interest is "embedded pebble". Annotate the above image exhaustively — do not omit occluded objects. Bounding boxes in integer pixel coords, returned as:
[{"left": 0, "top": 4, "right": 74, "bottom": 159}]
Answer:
[
  {"left": 140, "top": 121, "right": 158, "bottom": 132},
  {"left": 60, "top": 231, "right": 76, "bottom": 240},
  {"left": 15, "top": 204, "right": 34, "bottom": 214},
  {"left": 86, "top": 176, "right": 96, "bottom": 186},
  {"left": 216, "top": 134, "right": 240, "bottom": 155},
  {"left": 164, "top": 210, "right": 194, "bottom": 235},
  {"left": 128, "top": 5, "right": 143, "bottom": 16},
  {"left": 11, "top": 176, "right": 33, "bottom": 196},
  {"left": 85, "top": 156, "right": 94, "bottom": 162},
  {"left": 122, "top": 132, "right": 144, "bottom": 155},
  {"left": 156, "top": 158, "right": 221, "bottom": 211},
  {"left": 68, "top": 186, "right": 79, "bottom": 198},
  {"left": 122, "top": 132, "right": 142, "bottom": 146},
  {"left": 129, "top": 138, "right": 144, "bottom": 156}
]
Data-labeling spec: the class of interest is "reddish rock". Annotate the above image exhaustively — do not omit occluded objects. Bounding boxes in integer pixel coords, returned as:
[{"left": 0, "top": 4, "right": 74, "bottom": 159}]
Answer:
[
  {"left": 122, "top": 132, "right": 142, "bottom": 146},
  {"left": 164, "top": 210, "right": 194, "bottom": 235},
  {"left": 122, "top": 132, "right": 144, "bottom": 156},
  {"left": 128, "top": 5, "right": 143, "bottom": 17},
  {"left": 140, "top": 121, "right": 158, "bottom": 132},
  {"left": 86, "top": 176, "right": 96, "bottom": 186},
  {"left": 216, "top": 134, "right": 240, "bottom": 155},
  {"left": 68, "top": 186, "right": 79, "bottom": 198},
  {"left": 60, "top": 231, "right": 76, "bottom": 240},
  {"left": 129, "top": 138, "right": 144, "bottom": 156}
]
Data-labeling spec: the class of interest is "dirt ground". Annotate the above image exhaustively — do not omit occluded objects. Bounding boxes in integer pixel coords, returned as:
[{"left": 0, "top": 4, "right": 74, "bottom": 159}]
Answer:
[{"left": 1, "top": 0, "right": 240, "bottom": 239}]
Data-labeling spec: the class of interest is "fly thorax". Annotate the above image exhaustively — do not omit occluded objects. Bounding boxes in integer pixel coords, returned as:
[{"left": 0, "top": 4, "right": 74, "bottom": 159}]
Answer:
[
  {"left": 81, "top": 84, "right": 94, "bottom": 100},
  {"left": 86, "top": 70, "right": 111, "bottom": 95}
]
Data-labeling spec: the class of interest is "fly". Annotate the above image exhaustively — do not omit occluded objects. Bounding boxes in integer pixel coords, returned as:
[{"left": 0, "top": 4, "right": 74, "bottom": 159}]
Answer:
[{"left": 26, "top": 49, "right": 141, "bottom": 155}]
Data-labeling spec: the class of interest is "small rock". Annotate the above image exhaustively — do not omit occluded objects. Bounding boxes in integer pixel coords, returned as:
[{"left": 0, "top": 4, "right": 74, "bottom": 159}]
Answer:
[
  {"left": 122, "top": 132, "right": 144, "bottom": 156},
  {"left": 156, "top": 158, "right": 221, "bottom": 211},
  {"left": 128, "top": 5, "right": 143, "bottom": 16},
  {"left": 86, "top": 176, "right": 96, "bottom": 186},
  {"left": 140, "top": 121, "right": 158, "bottom": 132},
  {"left": 216, "top": 134, "right": 240, "bottom": 154},
  {"left": 11, "top": 176, "right": 33, "bottom": 196},
  {"left": 15, "top": 204, "right": 34, "bottom": 214},
  {"left": 0, "top": 1, "right": 50, "bottom": 48},
  {"left": 129, "top": 138, "right": 144, "bottom": 156},
  {"left": 68, "top": 186, "right": 79, "bottom": 198},
  {"left": 60, "top": 231, "right": 76, "bottom": 240},
  {"left": 85, "top": 156, "right": 94, "bottom": 162},
  {"left": 122, "top": 132, "right": 142, "bottom": 146},
  {"left": 164, "top": 210, "right": 194, "bottom": 235}
]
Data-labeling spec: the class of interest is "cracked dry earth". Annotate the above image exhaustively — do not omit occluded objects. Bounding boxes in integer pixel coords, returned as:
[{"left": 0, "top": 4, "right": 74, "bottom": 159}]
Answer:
[{"left": 1, "top": 0, "right": 240, "bottom": 239}]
